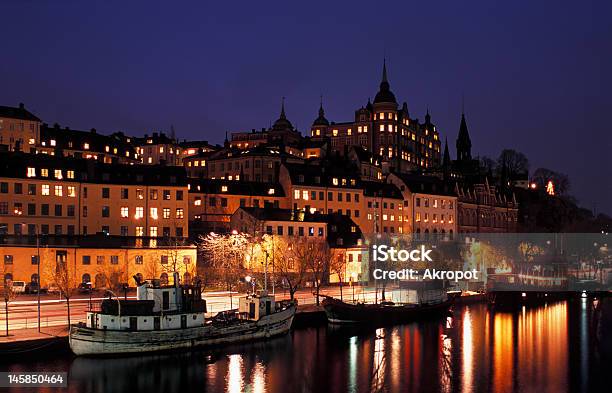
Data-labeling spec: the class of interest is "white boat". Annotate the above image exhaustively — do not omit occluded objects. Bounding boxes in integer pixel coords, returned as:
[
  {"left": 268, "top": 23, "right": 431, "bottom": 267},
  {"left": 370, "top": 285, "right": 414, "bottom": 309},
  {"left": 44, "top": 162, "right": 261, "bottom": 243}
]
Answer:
[{"left": 69, "top": 273, "right": 296, "bottom": 356}]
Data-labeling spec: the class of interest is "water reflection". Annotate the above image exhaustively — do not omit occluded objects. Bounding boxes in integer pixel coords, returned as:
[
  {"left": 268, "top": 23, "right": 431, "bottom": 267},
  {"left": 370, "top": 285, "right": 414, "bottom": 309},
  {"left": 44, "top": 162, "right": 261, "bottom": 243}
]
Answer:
[{"left": 3, "top": 299, "right": 605, "bottom": 393}]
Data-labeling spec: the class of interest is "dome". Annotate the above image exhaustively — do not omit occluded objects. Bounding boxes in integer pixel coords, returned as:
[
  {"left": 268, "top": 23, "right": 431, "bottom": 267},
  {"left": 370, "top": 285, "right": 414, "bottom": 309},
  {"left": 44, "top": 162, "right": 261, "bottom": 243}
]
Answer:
[{"left": 373, "top": 60, "right": 397, "bottom": 104}]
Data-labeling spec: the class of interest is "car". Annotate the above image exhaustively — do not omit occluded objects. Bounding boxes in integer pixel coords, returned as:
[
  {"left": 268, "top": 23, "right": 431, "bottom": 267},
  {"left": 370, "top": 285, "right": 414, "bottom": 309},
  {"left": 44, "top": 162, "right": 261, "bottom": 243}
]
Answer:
[
  {"left": 10, "top": 281, "right": 26, "bottom": 293},
  {"left": 25, "top": 282, "right": 40, "bottom": 294},
  {"left": 47, "top": 284, "right": 60, "bottom": 294},
  {"left": 78, "top": 282, "right": 93, "bottom": 293}
]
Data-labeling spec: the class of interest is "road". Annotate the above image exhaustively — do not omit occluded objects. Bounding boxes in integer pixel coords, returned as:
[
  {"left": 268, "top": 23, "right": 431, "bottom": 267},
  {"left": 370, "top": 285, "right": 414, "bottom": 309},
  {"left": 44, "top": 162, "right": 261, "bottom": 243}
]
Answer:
[{"left": 0, "top": 285, "right": 381, "bottom": 332}]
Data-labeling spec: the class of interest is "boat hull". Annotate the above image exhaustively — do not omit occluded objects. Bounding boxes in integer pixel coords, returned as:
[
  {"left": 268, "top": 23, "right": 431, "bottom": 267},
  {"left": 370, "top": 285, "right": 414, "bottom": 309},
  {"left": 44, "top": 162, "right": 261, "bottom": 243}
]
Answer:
[
  {"left": 69, "top": 305, "right": 295, "bottom": 356},
  {"left": 322, "top": 298, "right": 452, "bottom": 325}
]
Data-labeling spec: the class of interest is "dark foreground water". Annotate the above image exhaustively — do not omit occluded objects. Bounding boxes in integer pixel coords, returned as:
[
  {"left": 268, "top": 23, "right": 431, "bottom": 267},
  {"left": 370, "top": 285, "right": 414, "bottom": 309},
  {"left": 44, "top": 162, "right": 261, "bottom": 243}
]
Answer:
[{"left": 3, "top": 299, "right": 610, "bottom": 393}]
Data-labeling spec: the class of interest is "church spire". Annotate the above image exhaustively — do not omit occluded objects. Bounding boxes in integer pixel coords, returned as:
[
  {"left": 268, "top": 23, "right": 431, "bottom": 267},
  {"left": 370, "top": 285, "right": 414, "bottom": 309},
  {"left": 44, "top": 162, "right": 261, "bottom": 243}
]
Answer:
[
  {"left": 313, "top": 95, "right": 329, "bottom": 126},
  {"left": 443, "top": 137, "right": 451, "bottom": 166},
  {"left": 373, "top": 59, "right": 397, "bottom": 104},
  {"left": 280, "top": 96, "right": 286, "bottom": 119},
  {"left": 456, "top": 112, "right": 472, "bottom": 161}
]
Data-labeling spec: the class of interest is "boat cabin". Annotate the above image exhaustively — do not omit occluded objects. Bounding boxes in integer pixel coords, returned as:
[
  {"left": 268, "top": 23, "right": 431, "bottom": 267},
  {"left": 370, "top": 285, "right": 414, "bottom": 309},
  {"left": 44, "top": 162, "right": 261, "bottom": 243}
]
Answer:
[
  {"left": 239, "top": 292, "right": 275, "bottom": 320},
  {"left": 85, "top": 272, "right": 207, "bottom": 332}
]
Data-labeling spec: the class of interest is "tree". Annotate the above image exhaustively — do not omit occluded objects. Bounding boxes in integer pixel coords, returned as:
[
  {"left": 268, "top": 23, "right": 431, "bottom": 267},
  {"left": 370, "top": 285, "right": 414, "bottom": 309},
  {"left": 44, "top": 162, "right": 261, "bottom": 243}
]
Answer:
[
  {"left": 329, "top": 249, "right": 348, "bottom": 301},
  {"left": 531, "top": 167, "right": 570, "bottom": 196},
  {"left": 45, "top": 256, "right": 78, "bottom": 327},
  {"left": 497, "top": 149, "right": 529, "bottom": 188},
  {"left": 302, "top": 237, "right": 331, "bottom": 306},
  {"left": 1, "top": 275, "right": 16, "bottom": 336},
  {"left": 479, "top": 156, "right": 497, "bottom": 177},
  {"left": 198, "top": 232, "right": 248, "bottom": 308},
  {"left": 272, "top": 236, "right": 307, "bottom": 301}
]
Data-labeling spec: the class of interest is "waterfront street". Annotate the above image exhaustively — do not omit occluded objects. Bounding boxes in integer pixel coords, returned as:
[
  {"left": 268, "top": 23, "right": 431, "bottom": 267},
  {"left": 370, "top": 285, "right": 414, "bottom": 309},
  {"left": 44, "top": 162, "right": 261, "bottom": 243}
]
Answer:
[{"left": 0, "top": 285, "right": 379, "bottom": 333}]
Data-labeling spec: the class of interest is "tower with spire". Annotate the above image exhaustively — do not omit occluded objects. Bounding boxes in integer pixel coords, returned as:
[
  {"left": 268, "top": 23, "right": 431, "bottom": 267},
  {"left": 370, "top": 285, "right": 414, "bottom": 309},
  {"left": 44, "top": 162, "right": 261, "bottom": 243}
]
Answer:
[{"left": 456, "top": 112, "right": 472, "bottom": 161}]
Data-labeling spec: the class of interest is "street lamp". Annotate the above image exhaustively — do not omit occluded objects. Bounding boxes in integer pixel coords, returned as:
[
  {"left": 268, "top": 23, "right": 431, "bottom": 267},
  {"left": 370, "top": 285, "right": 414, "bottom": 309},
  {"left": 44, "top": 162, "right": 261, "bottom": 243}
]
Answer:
[{"left": 19, "top": 220, "right": 41, "bottom": 332}]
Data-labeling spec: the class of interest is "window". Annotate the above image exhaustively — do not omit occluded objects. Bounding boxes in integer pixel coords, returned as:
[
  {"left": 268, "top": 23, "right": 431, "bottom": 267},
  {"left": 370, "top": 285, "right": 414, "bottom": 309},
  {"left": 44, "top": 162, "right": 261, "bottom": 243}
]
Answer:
[
  {"left": 27, "top": 167, "right": 36, "bottom": 177},
  {"left": 150, "top": 189, "right": 158, "bottom": 200},
  {"left": 54, "top": 169, "right": 63, "bottom": 179},
  {"left": 121, "top": 226, "right": 128, "bottom": 236},
  {"left": 163, "top": 190, "right": 171, "bottom": 200},
  {"left": 55, "top": 204, "right": 62, "bottom": 216},
  {"left": 194, "top": 197, "right": 202, "bottom": 206},
  {"left": 82, "top": 256, "right": 91, "bottom": 265},
  {"left": 318, "top": 227, "right": 324, "bottom": 236},
  {"left": 288, "top": 226, "right": 294, "bottom": 236},
  {"left": 67, "top": 186, "right": 76, "bottom": 197},
  {"left": 163, "top": 208, "right": 170, "bottom": 219},
  {"left": 101, "top": 226, "right": 109, "bottom": 235},
  {"left": 160, "top": 255, "right": 169, "bottom": 265},
  {"left": 102, "top": 206, "right": 110, "bottom": 217},
  {"left": 176, "top": 191, "right": 183, "bottom": 200},
  {"left": 121, "top": 207, "right": 129, "bottom": 218},
  {"left": 54, "top": 225, "right": 62, "bottom": 235},
  {"left": 163, "top": 227, "right": 171, "bottom": 237},
  {"left": 97, "top": 256, "right": 105, "bottom": 265},
  {"left": 28, "top": 203, "right": 36, "bottom": 216},
  {"left": 41, "top": 169, "right": 48, "bottom": 177},
  {"left": 136, "top": 226, "right": 144, "bottom": 236},
  {"left": 176, "top": 208, "right": 184, "bottom": 219},
  {"left": 150, "top": 207, "right": 158, "bottom": 219},
  {"left": 150, "top": 226, "right": 158, "bottom": 237},
  {"left": 136, "top": 189, "right": 144, "bottom": 199},
  {"left": 4, "top": 255, "right": 14, "bottom": 265},
  {"left": 209, "top": 197, "right": 216, "bottom": 207},
  {"left": 31, "top": 255, "right": 39, "bottom": 265},
  {"left": 54, "top": 185, "right": 63, "bottom": 196},
  {"left": 41, "top": 204, "right": 49, "bottom": 216},
  {"left": 67, "top": 205, "right": 75, "bottom": 217},
  {"left": 67, "top": 170, "right": 75, "bottom": 179},
  {"left": 221, "top": 198, "right": 227, "bottom": 207},
  {"left": 102, "top": 188, "right": 110, "bottom": 198},
  {"left": 121, "top": 188, "right": 129, "bottom": 199},
  {"left": 110, "top": 256, "right": 119, "bottom": 265},
  {"left": 42, "top": 184, "right": 50, "bottom": 195},
  {"left": 135, "top": 207, "right": 144, "bottom": 219},
  {"left": 13, "top": 202, "right": 23, "bottom": 215},
  {"left": 175, "top": 227, "right": 183, "bottom": 237},
  {"left": 135, "top": 255, "right": 143, "bottom": 265},
  {"left": 82, "top": 206, "right": 87, "bottom": 217},
  {"left": 28, "top": 184, "right": 36, "bottom": 195},
  {"left": 14, "top": 183, "right": 22, "bottom": 194}
]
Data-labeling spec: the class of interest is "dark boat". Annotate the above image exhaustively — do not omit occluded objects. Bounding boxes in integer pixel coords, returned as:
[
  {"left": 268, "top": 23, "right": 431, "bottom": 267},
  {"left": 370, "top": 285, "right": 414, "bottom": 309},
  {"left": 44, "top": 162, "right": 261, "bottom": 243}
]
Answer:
[{"left": 321, "top": 296, "right": 453, "bottom": 325}]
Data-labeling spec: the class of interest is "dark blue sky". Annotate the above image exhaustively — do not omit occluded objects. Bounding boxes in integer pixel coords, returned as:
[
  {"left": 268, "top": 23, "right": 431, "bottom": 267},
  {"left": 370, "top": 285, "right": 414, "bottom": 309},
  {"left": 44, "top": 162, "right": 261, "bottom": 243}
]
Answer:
[{"left": 2, "top": 1, "right": 611, "bottom": 214}]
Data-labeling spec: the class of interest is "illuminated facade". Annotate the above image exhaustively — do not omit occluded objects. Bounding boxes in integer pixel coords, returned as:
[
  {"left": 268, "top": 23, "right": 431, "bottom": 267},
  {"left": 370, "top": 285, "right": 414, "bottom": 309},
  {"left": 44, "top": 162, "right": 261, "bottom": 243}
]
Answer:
[
  {"left": 0, "top": 152, "right": 189, "bottom": 238},
  {"left": 0, "top": 103, "right": 41, "bottom": 153},
  {"left": 310, "top": 62, "right": 442, "bottom": 173},
  {"left": 0, "top": 235, "right": 197, "bottom": 288}
]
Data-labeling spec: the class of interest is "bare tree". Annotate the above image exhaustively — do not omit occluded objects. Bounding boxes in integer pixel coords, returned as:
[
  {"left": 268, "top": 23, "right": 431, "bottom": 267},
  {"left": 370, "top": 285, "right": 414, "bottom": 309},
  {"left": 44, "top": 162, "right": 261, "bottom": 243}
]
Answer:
[
  {"left": 301, "top": 237, "right": 330, "bottom": 306},
  {"left": 45, "top": 257, "right": 78, "bottom": 327},
  {"left": 531, "top": 167, "right": 570, "bottom": 195},
  {"left": 270, "top": 236, "right": 307, "bottom": 301},
  {"left": 198, "top": 232, "right": 248, "bottom": 308},
  {"left": 497, "top": 149, "right": 529, "bottom": 188},
  {"left": 329, "top": 249, "right": 347, "bottom": 301}
]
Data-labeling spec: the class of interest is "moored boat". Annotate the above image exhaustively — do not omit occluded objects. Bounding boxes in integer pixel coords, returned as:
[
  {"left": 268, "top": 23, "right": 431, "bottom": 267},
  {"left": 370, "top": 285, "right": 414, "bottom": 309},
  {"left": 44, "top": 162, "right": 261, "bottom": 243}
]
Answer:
[
  {"left": 69, "top": 273, "right": 296, "bottom": 356},
  {"left": 321, "top": 296, "right": 453, "bottom": 325}
]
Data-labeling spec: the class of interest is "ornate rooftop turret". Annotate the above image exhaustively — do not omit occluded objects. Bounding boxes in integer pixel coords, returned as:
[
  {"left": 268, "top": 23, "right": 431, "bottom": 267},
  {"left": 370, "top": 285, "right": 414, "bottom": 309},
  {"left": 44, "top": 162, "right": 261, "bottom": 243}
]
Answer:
[{"left": 373, "top": 60, "right": 397, "bottom": 104}]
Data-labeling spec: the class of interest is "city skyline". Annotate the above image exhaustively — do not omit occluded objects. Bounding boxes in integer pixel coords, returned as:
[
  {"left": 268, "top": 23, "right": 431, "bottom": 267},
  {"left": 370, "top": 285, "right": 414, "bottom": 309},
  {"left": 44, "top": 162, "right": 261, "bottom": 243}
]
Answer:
[{"left": 1, "top": 0, "right": 610, "bottom": 215}]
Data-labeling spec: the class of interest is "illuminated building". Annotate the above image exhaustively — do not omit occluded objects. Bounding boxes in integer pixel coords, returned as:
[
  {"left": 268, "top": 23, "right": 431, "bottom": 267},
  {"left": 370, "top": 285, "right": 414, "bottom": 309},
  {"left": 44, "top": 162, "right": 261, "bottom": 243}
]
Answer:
[{"left": 0, "top": 103, "right": 41, "bottom": 153}]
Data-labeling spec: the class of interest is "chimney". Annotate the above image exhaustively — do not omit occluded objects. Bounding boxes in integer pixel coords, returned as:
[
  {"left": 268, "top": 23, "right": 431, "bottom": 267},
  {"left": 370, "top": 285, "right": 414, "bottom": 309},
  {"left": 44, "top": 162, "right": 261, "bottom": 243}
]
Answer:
[
  {"left": 90, "top": 128, "right": 97, "bottom": 134},
  {"left": 19, "top": 103, "right": 24, "bottom": 109}
]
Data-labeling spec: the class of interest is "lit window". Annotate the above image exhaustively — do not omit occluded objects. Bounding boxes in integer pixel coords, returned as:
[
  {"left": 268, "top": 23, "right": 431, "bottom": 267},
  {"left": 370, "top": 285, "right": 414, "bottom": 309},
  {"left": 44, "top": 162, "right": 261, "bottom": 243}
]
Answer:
[
  {"left": 41, "top": 169, "right": 48, "bottom": 177},
  {"left": 150, "top": 207, "right": 158, "bottom": 219},
  {"left": 27, "top": 167, "right": 36, "bottom": 177},
  {"left": 221, "top": 186, "right": 228, "bottom": 192},
  {"left": 302, "top": 190, "right": 309, "bottom": 200},
  {"left": 163, "top": 208, "right": 170, "bottom": 219},
  {"left": 83, "top": 143, "right": 89, "bottom": 150},
  {"left": 332, "top": 129, "right": 338, "bottom": 137},
  {"left": 194, "top": 197, "right": 202, "bottom": 206},
  {"left": 135, "top": 206, "right": 144, "bottom": 219},
  {"left": 332, "top": 178, "right": 339, "bottom": 186},
  {"left": 67, "top": 170, "right": 74, "bottom": 179},
  {"left": 416, "top": 212, "right": 421, "bottom": 222},
  {"left": 54, "top": 169, "right": 62, "bottom": 179},
  {"left": 148, "top": 157, "right": 153, "bottom": 164},
  {"left": 150, "top": 226, "right": 158, "bottom": 237},
  {"left": 268, "top": 188, "right": 275, "bottom": 195},
  {"left": 379, "top": 124, "right": 384, "bottom": 132},
  {"left": 176, "top": 208, "right": 184, "bottom": 219},
  {"left": 42, "top": 184, "right": 50, "bottom": 195},
  {"left": 67, "top": 186, "right": 76, "bottom": 197},
  {"left": 50, "top": 139, "right": 56, "bottom": 146},
  {"left": 347, "top": 129, "right": 352, "bottom": 135},
  {"left": 294, "top": 189, "right": 300, "bottom": 199},
  {"left": 159, "top": 146, "right": 164, "bottom": 153},
  {"left": 105, "top": 146, "right": 110, "bottom": 152},
  {"left": 54, "top": 185, "right": 63, "bottom": 196},
  {"left": 121, "top": 207, "right": 129, "bottom": 218},
  {"left": 135, "top": 226, "right": 144, "bottom": 236}
]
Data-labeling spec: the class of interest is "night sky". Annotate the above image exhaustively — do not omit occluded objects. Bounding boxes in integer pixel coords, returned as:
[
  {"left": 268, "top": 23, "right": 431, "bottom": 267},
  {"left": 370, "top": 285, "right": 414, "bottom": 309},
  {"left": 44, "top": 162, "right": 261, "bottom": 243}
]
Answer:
[{"left": 1, "top": 1, "right": 611, "bottom": 214}]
